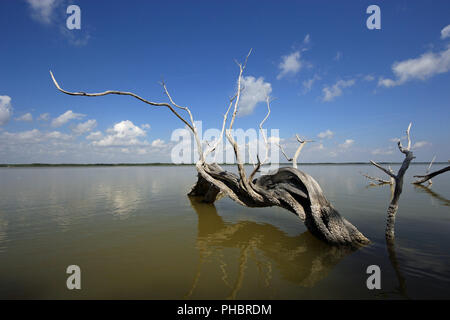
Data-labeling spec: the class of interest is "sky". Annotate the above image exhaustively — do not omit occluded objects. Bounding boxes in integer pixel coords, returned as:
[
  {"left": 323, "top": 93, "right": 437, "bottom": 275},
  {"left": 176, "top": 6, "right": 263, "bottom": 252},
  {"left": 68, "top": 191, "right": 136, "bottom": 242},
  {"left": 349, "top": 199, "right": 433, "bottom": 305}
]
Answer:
[{"left": 0, "top": 0, "right": 449, "bottom": 163}]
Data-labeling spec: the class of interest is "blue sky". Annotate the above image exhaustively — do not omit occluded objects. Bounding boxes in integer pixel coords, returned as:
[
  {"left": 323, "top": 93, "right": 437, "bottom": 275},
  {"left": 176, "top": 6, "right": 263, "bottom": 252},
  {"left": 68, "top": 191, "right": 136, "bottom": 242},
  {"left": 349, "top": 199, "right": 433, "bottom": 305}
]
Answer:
[{"left": 0, "top": 0, "right": 449, "bottom": 163}]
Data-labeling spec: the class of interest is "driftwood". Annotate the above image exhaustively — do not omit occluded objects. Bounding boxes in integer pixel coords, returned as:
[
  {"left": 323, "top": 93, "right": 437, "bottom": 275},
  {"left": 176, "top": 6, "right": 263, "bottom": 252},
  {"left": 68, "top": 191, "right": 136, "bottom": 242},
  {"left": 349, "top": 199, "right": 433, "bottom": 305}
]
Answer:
[
  {"left": 361, "top": 172, "right": 393, "bottom": 185},
  {"left": 413, "top": 165, "right": 450, "bottom": 185},
  {"left": 49, "top": 52, "right": 369, "bottom": 247},
  {"left": 370, "top": 123, "right": 415, "bottom": 240}
]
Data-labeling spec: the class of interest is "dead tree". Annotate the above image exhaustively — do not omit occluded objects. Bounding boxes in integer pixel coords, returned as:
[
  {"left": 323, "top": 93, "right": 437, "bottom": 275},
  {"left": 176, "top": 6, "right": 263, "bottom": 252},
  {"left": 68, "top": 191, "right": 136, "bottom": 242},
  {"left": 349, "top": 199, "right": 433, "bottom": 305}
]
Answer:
[
  {"left": 370, "top": 123, "right": 415, "bottom": 240},
  {"left": 49, "top": 52, "right": 369, "bottom": 247}
]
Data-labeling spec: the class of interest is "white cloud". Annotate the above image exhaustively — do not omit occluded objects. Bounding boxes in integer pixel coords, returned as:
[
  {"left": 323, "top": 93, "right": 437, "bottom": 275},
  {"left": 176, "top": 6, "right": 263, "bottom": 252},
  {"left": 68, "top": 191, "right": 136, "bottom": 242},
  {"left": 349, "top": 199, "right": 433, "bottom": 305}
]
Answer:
[
  {"left": 322, "top": 79, "right": 355, "bottom": 102},
  {"left": 38, "top": 113, "right": 50, "bottom": 121},
  {"left": 364, "top": 74, "right": 375, "bottom": 81},
  {"left": 302, "top": 74, "right": 320, "bottom": 94},
  {"left": 15, "top": 113, "right": 33, "bottom": 122},
  {"left": 141, "top": 123, "right": 151, "bottom": 130},
  {"left": 26, "top": 0, "right": 59, "bottom": 24},
  {"left": 317, "top": 129, "right": 334, "bottom": 139},
  {"left": 137, "top": 148, "right": 148, "bottom": 155},
  {"left": 93, "top": 120, "right": 148, "bottom": 147},
  {"left": 45, "top": 131, "right": 72, "bottom": 140},
  {"left": 238, "top": 76, "right": 272, "bottom": 116},
  {"left": 0, "top": 129, "right": 72, "bottom": 144},
  {"left": 334, "top": 51, "right": 342, "bottom": 61},
  {"left": 73, "top": 119, "right": 97, "bottom": 135},
  {"left": 441, "top": 25, "right": 450, "bottom": 39},
  {"left": 378, "top": 47, "right": 450, "bottom": 87},
  {"left": 412, "top": 141, "right": 431, "bottom": 149},
  {"left": 277, "top": 51, "right": 302, "bottom": 79},
  {"left": 389, "top": 136, "right": 406, "bottom": 143},
  {"left": 86, "top": 131, "right": 103, "bottom": 141},
  {"left": 339, "top": 139, "right": 354, "bottom": 149},
  {"left": 303, "top": 34, "right": 310, "bottom": 44},
  {"left": 0, "top": 96, "right": 12, "bottom": 125},
  {"left": 52, "top": 110, "right": 85, "bottom": 127},
  {"left": 371, "top": 148, "right": 394, "bottom": 155},
  {"left": 151, "top": 139, "right": 166, "bottom": 147}
]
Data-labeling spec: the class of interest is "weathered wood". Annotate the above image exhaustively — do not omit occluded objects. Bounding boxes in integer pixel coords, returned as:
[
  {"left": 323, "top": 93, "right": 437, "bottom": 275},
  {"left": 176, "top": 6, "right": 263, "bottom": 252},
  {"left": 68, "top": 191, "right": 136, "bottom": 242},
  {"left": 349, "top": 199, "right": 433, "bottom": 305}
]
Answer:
[
  {"left": 413, "top": 165, "right": 450, "bottom": 185},
  {"left": 192, "top": 163, "right": 369, "bottom": 247},
  {"left": 361, "top": 172, "right": 392, "bottom": 185}
]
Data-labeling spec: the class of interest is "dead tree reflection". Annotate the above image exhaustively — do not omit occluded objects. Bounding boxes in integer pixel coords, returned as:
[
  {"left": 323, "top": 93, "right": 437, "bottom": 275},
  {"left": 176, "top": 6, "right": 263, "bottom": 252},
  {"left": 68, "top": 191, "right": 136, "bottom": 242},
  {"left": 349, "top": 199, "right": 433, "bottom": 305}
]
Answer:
[
  {"left": 413, "top": 184, "right": 450, "bottom": 206},
  {"left": 185, "top": 197, "right": 362, "bottom": 299}
]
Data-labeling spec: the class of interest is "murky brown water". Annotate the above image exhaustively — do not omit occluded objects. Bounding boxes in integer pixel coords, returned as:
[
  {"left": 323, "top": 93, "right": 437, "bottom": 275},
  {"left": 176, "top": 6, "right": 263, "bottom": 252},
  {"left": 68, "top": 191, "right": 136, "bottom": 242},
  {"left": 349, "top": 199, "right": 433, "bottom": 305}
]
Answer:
[{"left": 0, "top": 164, "right": 449, "bottom": 299}]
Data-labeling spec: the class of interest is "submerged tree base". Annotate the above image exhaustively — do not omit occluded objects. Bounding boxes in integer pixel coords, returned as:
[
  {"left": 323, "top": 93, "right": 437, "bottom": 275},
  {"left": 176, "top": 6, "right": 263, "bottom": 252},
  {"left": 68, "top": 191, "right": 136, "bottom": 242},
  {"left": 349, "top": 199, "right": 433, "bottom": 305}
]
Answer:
[{"left": 189, "top": 163, "right": 369, "bottom": 248}]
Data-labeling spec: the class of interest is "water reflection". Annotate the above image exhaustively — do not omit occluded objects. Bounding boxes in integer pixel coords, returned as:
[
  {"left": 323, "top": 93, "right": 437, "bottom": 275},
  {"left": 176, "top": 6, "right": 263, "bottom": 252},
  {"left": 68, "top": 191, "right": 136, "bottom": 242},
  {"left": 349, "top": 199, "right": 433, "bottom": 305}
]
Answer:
[
  {"left": 0, "top": 214, "right": 7, "bottom": 253},
  {"left": 413, "top": 184, "right": 450, "bottom": 206},
  {"left": 186, "top": 197, "right": 361, "bottom": 299},
  {"left": 364, "top": 180, "right": 410, "bottom": 299}
]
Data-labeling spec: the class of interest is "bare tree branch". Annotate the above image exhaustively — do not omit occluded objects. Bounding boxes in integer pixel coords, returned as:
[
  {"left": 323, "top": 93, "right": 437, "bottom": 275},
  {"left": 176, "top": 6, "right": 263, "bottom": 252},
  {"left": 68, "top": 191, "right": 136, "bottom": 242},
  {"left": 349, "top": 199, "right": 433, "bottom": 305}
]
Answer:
[
  {"left": 277, "top": 143, "right": 293, "bottom": 162},
  {"left": 369, "top": 161, "right": 397, "bottom": 179},
  {"left": 203, "top": 95, "right": 235, "bottom": 160},
  {"left": 413, "top": 165, "right": 450, "bottom": 185},
  {"left": 249, "top": 96, "right": 272, "bottom": 181},
  {"left": 398, "top": 122, "right": 412, "bottom": 154},
  {"left": 361, "top": 172, "right": 392, "bottom": 185},
  {"left": 50, "top": 71, "right": 195, "bottom": 132},
  {"left": 276, "top": 135, "right": 312, "bottom": 169},
  {"left": 292, "top": 135, "right": 313, "bottom": 169}
]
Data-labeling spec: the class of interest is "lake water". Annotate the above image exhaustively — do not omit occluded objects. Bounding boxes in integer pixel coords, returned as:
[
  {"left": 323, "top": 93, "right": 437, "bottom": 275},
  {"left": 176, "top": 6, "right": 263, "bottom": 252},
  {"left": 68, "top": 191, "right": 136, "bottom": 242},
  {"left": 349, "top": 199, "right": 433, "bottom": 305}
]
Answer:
[{"left": 0, "top": 164, "right": 449, "bottom": 299}]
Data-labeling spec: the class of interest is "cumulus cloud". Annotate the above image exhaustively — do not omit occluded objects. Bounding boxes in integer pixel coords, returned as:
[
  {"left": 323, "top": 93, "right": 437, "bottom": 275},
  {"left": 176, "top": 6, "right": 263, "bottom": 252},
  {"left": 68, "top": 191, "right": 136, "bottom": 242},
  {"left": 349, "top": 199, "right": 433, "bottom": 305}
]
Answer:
[
  {"left": 339, "top": 139, "right": 354, "bottom": 149},
  {"left": 371, "top": 148, "right": 394, "bottom": 155},
  {"left": 0, "top": 96, "right": 13, "bottom": 125},
  {"left": 1, "top": 129, "right": 72, "bottom": 144},
  {"left": 322, "top": 79, "right": 355, "bottom": 102},
  {"left": 277, "top": 51, "right": 302, "bottom": 79},
  {"left": 303, "top": 34, "right": 310, "bottom": 44},
  {"left": 317, "top": 129, "right": 334, "bottom": 139},
  {"left": 441, "top": 25, "right": 450, "bottom": 39},
  {"left": 52, "top": 110, "right": 85, "bottom": 127},
  {"left": 38, "top": 113, "right": 50, "bottom": 121},
  {"left": 151, "top": 139, "right": 166, "bottom": 147},
  {"left": 412, "top": 141, "right": 431, "bottom": 149},
  {"left": 26, "top": 0, "right": 59, "bottom": 24},
  {"left": 15, "top": 113, "right": 33, "bottom": 122},
  {"left": 86, "top": 131, "right": 103, "bottom": 140},
  {"left": 72, "top": 119, "right": 97, "bottom": 135},
  {"left": 93, "top": 120, "right": 148, "bottom": 147},
  {"left": 378, "top": 46, "right": 450, "bottom": 87},
  {"left": 141, "top": 123, "right": 151, "bottom": 130},
  {"left": 238, "top": 76, "right": 272, "bottom": 116},
  {"left": 302, "top": 74, "right": 320, "bottom": 94}
]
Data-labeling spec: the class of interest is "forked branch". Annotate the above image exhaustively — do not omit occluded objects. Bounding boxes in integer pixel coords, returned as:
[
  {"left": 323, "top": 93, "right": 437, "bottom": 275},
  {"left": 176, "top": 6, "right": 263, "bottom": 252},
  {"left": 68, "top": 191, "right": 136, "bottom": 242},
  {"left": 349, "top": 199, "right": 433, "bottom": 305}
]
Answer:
[{"left": 277, "top": 134, "right": 313, "bottom": 169}]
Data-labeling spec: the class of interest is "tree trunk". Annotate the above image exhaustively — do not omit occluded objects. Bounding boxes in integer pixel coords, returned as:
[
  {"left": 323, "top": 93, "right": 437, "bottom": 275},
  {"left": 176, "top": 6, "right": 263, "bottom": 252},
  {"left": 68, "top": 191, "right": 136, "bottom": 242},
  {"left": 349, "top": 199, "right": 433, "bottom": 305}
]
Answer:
[{"left": 189, "top": 163, "right": 369, "bottom": 247}]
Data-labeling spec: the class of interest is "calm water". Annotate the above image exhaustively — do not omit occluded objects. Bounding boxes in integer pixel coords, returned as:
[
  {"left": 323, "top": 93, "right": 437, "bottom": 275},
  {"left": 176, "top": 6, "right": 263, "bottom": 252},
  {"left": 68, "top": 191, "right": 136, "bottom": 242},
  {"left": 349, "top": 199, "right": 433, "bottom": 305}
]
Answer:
[{"left": 0, "top": 164, "right": 449, "bottom": 299}]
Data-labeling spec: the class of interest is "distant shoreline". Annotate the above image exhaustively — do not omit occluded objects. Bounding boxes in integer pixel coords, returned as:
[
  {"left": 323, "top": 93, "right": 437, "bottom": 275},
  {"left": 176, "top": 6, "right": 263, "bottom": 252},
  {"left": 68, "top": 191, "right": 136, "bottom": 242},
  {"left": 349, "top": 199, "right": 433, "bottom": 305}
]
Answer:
[{"left": 0, "top": 162, "right": 447, "bottom": 168}]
